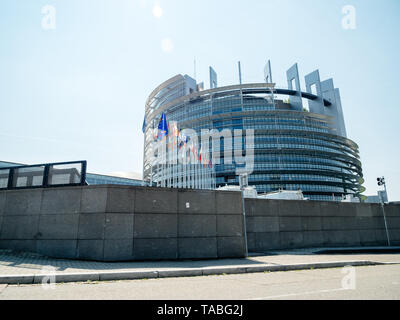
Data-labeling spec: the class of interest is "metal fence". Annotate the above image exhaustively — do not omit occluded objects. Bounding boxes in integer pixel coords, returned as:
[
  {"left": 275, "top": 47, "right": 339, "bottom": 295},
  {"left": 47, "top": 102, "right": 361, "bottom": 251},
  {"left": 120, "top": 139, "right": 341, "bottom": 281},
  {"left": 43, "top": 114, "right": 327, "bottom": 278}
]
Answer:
[{"left": 0, "top": 161, "right": 87, "bottom": 190}]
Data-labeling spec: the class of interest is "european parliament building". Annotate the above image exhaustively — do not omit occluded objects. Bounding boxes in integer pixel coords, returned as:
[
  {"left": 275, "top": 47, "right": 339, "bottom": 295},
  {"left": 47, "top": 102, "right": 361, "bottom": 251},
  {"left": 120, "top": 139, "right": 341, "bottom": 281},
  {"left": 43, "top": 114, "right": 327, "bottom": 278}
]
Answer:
[{"left": 143, "top": 62, "right": 364, "bottom": 202}]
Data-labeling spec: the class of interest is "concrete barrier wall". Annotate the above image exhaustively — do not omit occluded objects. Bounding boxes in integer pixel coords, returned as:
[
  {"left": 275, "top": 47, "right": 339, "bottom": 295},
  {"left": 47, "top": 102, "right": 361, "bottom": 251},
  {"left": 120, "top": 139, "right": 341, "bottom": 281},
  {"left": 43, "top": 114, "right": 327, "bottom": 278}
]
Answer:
[
  {"left": 0, "top": 186, "right": 246, "bottom": 261},
  {"left": 245, "top": 199, "right": 400, "bottom": 252},
  {"left": 1, "top": 186, "right": 399, "bottom": 260}
]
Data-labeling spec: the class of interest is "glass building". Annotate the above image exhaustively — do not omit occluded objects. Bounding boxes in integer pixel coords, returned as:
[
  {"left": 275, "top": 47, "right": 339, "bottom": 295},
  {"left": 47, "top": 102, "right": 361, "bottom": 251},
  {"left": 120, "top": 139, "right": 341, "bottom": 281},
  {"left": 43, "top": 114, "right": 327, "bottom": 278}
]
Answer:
[
  {"left": 85, "top": 173, "right": 142, "bottom": 186},
  {"left": 143, "top": 62, "right": 364, "bottom": 201}
]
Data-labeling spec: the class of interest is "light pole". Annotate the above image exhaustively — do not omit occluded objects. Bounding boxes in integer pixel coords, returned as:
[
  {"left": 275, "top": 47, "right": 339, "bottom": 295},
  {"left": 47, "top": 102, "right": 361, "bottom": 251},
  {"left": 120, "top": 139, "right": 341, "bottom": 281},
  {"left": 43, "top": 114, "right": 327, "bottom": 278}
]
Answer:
[
  {"left": 377, "top": 177, "right": 391, "bottom": 247},
  {"left": 239, "top": 173, "right": 249, "bottom": 258}
]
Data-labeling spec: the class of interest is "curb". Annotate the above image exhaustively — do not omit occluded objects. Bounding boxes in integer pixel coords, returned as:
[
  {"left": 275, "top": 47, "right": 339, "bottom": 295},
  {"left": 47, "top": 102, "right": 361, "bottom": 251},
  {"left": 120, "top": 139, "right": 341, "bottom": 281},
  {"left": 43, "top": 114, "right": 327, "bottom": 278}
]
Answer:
[{"left": 0, "top": 260, "right": 387, "bottom": 285}]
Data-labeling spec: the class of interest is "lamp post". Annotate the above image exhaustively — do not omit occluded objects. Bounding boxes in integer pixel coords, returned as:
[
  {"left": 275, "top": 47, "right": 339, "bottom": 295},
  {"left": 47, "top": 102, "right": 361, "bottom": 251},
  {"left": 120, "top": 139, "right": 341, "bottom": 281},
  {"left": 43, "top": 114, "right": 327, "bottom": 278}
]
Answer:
[
  {"left": 377, "top": 177, "right": 391, "bottom": 247},
  {"left": 239, "top": 173, "right": 249, "bottom": 258}
]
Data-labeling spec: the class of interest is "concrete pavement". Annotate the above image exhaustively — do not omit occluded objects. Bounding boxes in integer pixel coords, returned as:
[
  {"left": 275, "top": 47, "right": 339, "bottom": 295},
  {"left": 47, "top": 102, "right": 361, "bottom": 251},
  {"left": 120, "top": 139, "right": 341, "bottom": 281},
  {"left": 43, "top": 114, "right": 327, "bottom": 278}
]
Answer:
[
  {"left": 1, "top": 264, "right": 400, "bottom": 300},
  {"left": 0, "top": 248, "right": 400, "bottom": 285}
]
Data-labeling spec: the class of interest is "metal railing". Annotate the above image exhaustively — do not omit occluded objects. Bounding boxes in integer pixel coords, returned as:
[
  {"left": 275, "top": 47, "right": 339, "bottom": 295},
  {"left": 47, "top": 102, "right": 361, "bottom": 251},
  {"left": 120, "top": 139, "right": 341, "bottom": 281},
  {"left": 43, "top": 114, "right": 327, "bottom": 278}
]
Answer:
[{"left": 0, "top": 161, "right": 87, "bottom": 190}]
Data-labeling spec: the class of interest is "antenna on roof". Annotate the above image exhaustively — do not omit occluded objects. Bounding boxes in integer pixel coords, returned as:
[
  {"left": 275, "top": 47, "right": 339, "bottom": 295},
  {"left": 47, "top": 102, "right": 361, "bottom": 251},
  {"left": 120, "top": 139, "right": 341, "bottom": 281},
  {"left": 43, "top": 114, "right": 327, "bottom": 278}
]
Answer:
[{"left": 238, "top": 61, "right": 242, "bottom": 85}]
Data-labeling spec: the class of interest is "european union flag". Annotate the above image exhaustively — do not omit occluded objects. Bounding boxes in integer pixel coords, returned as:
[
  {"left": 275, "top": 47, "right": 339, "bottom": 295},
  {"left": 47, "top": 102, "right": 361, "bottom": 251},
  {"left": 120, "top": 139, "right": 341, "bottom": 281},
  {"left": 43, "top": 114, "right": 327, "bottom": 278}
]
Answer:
[
  {"left": 157, "top": 113, "right": 168, "bottom": 140},
  {"left": 142, "top": 117, "right": 146, "bottom": 133}
]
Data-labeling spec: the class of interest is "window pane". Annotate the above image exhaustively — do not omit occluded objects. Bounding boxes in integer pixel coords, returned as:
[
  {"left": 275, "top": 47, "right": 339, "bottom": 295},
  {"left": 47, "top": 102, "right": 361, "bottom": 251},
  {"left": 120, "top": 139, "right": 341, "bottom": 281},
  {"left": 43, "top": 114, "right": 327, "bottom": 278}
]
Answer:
[
  {"left": 13, "top": 167, "right": 45, "bottom": 188},
  {"left": 0, "top": 169, "right": 9, "bottom": 188},
  {"left": 48, "top": 163, "right": 82, "bottom": 185}
]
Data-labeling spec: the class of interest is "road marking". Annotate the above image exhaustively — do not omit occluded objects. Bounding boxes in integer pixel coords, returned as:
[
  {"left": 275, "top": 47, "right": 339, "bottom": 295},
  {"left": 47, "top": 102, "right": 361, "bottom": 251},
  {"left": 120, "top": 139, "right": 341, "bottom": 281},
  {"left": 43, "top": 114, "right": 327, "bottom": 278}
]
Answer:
[{"left": 250, "top": 288, "right": 349, "bottom": 300}]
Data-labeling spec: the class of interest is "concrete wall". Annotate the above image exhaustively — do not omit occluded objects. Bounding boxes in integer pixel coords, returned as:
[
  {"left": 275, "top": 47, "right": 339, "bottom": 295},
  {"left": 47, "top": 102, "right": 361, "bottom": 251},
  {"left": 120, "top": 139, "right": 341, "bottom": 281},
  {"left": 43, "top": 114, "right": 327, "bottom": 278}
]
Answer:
[
  {"left": 245, "top": 199, "right": 400, "bottom": 252},
  {"left": 0, "top": 186, "right": 246, "bottom": 261},
  {"left": 1, "top": 186, "right": 399, "bottom": 260}
]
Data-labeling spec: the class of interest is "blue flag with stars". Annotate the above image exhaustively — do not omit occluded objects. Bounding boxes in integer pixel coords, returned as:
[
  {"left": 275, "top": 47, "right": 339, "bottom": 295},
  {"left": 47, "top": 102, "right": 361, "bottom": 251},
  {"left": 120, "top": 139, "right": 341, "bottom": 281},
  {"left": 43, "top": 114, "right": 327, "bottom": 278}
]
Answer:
[
  {"left": 142, "top": 117, "right": 146, "bottom": 133},
  {"left": 157, "top": 113, "right": 168, "bottom": 140}
]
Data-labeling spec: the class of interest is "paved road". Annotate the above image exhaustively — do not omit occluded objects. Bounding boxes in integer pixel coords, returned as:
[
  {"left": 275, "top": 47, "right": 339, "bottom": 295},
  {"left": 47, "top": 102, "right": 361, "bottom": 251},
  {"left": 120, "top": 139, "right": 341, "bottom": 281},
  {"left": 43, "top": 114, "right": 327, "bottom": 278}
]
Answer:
[
  {"left": 1, "top": 264, "right": 399, "bottom": 300},
  {"left": 1, "top": 248, "right": 400, "bottom": 277}
]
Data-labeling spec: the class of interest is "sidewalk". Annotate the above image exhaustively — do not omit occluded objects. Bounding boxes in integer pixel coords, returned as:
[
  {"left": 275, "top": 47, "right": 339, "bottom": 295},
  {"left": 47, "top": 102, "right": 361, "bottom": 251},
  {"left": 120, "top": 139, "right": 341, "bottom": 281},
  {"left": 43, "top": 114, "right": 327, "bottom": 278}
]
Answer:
[{"left": 0, "top": 248, "right": 399, "bottom": 285}]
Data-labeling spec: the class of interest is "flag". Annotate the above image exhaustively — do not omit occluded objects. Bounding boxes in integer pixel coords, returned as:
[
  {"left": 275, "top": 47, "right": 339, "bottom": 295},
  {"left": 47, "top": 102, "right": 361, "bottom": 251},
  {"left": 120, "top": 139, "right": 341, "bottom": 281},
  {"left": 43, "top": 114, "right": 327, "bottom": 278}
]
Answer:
[
  {"left": 178, "top": 131, "right": 188, "bottom": 149},
  {"left": 199, "top": 147, "right": 209, "bottom": 167},
  {"left": 167, "top": 122, "right": 172, "bottom": 149},
  {"left": 157, "top": 113, "right": 169, "bottom": 140},
  {"left": 172, "top": 122, "right": 179, "bottom": 146},
  {"left": 168, "top": 122, "right": 179, "bottom": 149},
  {"left": 142, "top": 117, "right": 146, "bottom": 133}
]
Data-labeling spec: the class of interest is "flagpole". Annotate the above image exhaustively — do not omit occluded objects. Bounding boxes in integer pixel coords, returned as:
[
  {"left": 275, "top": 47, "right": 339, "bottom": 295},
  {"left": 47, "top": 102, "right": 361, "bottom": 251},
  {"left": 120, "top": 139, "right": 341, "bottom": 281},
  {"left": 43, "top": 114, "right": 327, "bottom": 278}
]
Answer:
[
  {"left": 142, "top": 115, "right": 147, "bottom": 187},
  {"left": 142, "top": 128, "right": 146, "bottom": 187}
]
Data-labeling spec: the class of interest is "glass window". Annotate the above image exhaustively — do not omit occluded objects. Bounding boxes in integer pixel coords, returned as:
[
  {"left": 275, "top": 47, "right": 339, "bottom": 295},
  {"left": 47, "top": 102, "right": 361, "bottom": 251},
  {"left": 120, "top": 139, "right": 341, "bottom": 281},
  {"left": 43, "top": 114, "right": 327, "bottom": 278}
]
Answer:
[
  {"left": 0, "top": 169, "right": 9, "bottom": 188},
  {"left": 48, "top": 163, "right": 82, "bottom": 185},
  {"left": 13, "top": 166, "right": 45, "bottom": 188}
]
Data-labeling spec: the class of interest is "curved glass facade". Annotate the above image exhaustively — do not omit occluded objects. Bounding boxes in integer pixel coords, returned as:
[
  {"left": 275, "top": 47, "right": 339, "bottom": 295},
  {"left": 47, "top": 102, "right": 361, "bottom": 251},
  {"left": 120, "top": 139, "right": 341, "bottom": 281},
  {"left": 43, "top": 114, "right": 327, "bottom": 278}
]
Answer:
[{"left": 143, "top": 77, "right": 363, "bottom": 201}]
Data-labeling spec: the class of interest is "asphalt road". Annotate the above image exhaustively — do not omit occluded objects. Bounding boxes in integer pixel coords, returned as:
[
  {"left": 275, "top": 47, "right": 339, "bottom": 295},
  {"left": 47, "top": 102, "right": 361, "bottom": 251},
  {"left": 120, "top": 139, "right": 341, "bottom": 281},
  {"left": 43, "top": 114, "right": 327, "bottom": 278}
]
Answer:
[{"left": 0, "top": 264, "right": 399, "bottom": 300}]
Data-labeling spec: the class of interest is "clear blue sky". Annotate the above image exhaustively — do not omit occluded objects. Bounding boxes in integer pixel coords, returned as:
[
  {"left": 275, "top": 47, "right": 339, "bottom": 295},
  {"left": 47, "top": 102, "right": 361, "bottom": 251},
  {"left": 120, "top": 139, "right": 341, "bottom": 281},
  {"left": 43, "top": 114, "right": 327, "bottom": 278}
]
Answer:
[{"left": 0, "top": 0, "right": 399, "bottom": 200}]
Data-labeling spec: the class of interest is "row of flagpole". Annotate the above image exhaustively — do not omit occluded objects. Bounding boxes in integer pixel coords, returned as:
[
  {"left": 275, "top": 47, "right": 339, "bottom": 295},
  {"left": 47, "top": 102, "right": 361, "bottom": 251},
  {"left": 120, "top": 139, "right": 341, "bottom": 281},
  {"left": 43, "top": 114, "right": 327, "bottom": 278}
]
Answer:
[{"left": 143, "top": 113, "right": 215, "bottom": 189}]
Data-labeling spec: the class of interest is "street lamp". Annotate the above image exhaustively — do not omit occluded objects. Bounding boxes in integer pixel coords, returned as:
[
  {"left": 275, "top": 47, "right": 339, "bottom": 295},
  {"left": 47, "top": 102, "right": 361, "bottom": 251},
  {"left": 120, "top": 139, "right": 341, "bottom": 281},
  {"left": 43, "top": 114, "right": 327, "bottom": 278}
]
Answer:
[
  {"left": 239, "top": 174, "right": 249, "bottom": 258},
  {"left": 377, "top": 177, "right": 388, "bottom": 201},
  {"left": 377, "top": 177, "right": 391, "bottom": 246}
]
